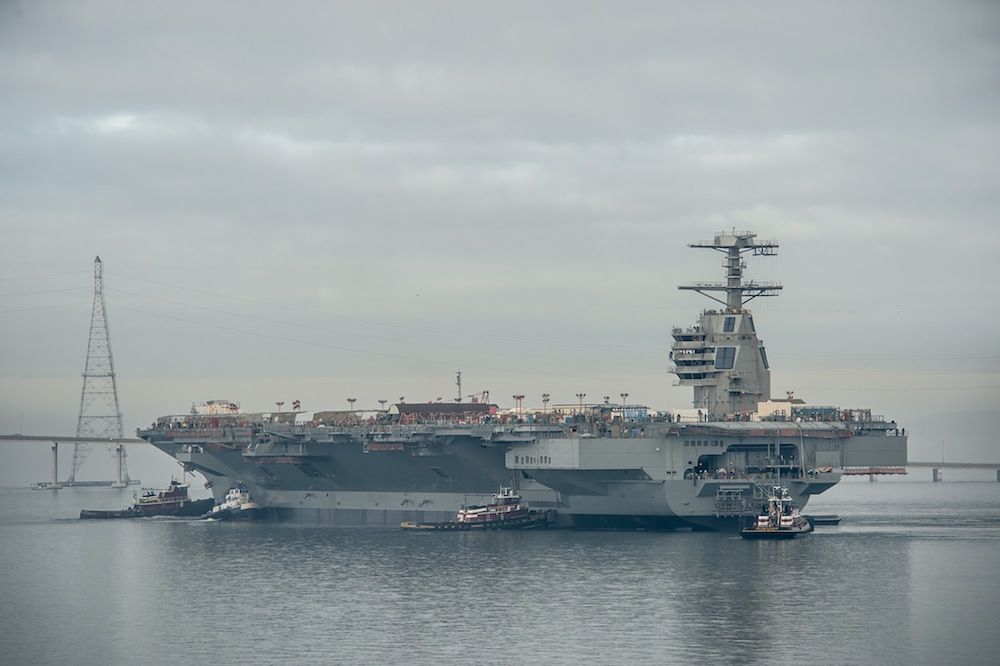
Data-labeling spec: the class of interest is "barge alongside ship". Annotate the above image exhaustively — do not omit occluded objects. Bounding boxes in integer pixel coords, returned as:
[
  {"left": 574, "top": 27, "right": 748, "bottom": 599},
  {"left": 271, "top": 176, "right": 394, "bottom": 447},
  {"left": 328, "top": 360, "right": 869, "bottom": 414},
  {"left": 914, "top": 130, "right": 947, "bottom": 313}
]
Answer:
[{"left": 138, "top": 231, "right": 907, "bottom": 531}]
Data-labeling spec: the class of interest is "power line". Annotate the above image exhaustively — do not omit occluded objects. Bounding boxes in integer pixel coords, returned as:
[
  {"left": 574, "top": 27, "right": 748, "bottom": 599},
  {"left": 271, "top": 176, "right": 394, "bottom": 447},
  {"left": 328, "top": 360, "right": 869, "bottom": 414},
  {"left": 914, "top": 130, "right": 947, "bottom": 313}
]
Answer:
[
  {"left": 109, "top": 301, "right": 998, "bottom": 398},
  {"left": 0, "top": 270, "right": 90, "bottom": 282},
  {"left": 107, "top": 284, "right": 627, "bottom": 364},
  {"left": 105, "top": 270, "right": 651, "bottom": 355},
  {"left": 780, "top": 353, "right": 1000, "bottom": 361},
  {"left": 0, "top": 287, "right": 90, "bottom": 299},
  {"left": 106, "top": 286, "right": 427, "bottom": 348},
  {"left": 104, "top": 275, "right": 1000, "bottom": 364},
  {"left": 105, "top": 286, "right": 663, "bottom": 372},
  {"left": 0, "top": 302, "right": 90, "bottom": 314},
  {"left": 108, "top": 302, "right": 670, "bottom": 386},
  {"left": 778, "top": 385, "right": 1000, "bottom": 392}
]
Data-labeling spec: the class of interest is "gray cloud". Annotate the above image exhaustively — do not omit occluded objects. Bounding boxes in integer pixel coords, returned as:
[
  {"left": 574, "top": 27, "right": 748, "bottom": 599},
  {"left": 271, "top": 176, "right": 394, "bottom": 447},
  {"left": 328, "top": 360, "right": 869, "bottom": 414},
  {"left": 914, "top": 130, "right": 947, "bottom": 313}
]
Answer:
[{"left": 1, "top": 1, "right": 999, "bottom": 477}]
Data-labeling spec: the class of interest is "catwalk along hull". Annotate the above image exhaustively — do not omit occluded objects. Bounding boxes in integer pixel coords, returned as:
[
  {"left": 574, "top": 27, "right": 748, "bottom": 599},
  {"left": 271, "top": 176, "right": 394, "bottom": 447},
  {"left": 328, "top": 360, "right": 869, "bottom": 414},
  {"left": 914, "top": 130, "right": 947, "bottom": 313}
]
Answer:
[{"left": 140, "top": 419, "right": 905, "bottom": 531}]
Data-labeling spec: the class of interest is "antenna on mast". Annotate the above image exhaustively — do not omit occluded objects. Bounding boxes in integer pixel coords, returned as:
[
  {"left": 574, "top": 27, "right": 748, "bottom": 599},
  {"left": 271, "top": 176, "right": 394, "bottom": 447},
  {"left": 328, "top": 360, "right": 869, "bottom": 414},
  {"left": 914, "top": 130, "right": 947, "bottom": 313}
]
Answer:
[{"left": 679, "top": 229, "right": 781, "bottom": 311}]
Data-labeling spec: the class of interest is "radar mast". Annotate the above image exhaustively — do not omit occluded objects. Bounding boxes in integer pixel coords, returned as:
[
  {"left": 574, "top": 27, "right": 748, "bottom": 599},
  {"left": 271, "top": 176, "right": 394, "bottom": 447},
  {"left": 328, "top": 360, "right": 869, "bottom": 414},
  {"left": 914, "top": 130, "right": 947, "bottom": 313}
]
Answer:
[{"left": 679, "top": 230, "right": 781, "bottom": 311}]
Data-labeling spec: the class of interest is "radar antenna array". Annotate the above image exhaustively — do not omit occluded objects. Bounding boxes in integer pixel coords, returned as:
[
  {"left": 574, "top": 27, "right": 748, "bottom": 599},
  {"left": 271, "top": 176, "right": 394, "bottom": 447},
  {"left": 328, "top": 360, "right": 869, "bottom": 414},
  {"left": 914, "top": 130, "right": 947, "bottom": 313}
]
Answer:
[{"left": 679, "top": 230, "right": 782, "bottom": 310}]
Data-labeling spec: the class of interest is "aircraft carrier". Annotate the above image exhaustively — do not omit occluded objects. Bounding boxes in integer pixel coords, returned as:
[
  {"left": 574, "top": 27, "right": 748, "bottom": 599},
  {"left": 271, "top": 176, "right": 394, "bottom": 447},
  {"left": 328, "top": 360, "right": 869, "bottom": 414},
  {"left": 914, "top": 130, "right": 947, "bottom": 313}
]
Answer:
[{"left": 138, "top": 230, "right": 908, "bottom": 530}]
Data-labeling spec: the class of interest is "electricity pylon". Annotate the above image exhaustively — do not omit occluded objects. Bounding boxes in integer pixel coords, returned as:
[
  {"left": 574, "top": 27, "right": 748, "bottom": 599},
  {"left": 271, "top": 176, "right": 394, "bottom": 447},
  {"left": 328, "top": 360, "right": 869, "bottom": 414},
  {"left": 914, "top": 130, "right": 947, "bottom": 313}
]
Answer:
[{"left": 68, "top": 256, "right": 129, "bottom": 486}]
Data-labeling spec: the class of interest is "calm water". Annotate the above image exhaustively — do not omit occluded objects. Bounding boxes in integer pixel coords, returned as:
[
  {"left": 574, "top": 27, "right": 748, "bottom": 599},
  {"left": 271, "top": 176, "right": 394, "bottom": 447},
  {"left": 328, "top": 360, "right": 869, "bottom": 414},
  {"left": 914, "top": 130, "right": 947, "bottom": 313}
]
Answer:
[{"left": 1, "top": 482, "right": 999, "bottom": 665}]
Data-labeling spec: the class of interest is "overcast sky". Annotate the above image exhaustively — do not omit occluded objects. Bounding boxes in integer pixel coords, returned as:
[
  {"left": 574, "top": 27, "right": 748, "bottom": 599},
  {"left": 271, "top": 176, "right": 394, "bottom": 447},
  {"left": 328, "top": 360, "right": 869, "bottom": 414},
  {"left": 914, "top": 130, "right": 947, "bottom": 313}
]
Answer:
[{"left": 1, "top": 1, "right": 999, "bottom": 482}]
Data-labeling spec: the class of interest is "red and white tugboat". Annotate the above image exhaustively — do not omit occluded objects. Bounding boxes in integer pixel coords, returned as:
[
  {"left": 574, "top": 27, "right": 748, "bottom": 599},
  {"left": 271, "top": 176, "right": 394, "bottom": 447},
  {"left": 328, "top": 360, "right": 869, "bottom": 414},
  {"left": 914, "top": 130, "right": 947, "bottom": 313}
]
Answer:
[
  {"left": 456, "top": 487, "right": 538, "bottom": 526},
  {"left": 741, "top": 485, "right": 814, "bottom": 539},
  {"left": 80, "top": 480, "right": 213, "bottom": 519},
  {"left": 402, "top": 487, "right": 552, "bottom": 530}
]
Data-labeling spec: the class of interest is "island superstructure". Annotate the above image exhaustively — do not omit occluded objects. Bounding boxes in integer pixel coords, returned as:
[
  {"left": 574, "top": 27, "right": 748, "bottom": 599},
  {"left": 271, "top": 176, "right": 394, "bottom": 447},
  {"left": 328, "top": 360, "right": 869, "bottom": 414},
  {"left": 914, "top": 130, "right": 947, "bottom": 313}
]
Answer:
[
  {"left": 672, "top": 231, "right": 780, "bottom": 419},
  {"left": 139, "top": 230, "right": 907, "bottom": 530}
]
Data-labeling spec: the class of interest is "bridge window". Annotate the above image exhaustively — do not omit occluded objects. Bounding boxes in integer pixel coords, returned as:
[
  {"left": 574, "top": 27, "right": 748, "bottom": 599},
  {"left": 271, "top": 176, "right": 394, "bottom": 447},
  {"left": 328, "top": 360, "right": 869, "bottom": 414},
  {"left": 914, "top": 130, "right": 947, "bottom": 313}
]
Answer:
[
  {"left": 759, "top": 346, "right": 770, "bottom": 369},
  {"left": 715, "top": 347, "right": 736, "bottom": 370},
  {"left": 723, "top": 316, "right": 736, "bottom": 333}
]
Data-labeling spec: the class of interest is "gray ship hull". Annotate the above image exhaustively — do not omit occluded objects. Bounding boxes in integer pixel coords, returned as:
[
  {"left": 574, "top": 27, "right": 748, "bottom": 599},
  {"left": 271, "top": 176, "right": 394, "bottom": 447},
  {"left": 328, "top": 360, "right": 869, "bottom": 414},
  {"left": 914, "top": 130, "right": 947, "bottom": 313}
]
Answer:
[{"left": 141, "top": 420, "right": 901, "bottom": 531}]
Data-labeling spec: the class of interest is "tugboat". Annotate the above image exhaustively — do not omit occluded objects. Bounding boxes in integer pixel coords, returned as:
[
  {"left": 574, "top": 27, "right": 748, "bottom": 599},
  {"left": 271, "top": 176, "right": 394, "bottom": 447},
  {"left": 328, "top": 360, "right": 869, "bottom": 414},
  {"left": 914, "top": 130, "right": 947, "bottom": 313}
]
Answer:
[
  {"left": 80, "top": 480, "right": 213, "bottom": 519},
  {"left": 401, "top": 487, "right": 553, "bottom": 530},
  {"left": 740, "top": 485, "right": 814, "bottom": 539},
  {"left": 202, "top": 484, "right": 263, "bottom": 521}
]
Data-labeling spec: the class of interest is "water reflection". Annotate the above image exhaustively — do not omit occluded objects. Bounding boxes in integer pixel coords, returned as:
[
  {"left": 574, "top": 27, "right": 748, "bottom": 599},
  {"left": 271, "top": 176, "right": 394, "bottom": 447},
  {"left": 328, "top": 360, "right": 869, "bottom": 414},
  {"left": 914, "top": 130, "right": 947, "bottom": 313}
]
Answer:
[{"left": 1, "top": 484, "right": 998, "bottom": 665}]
